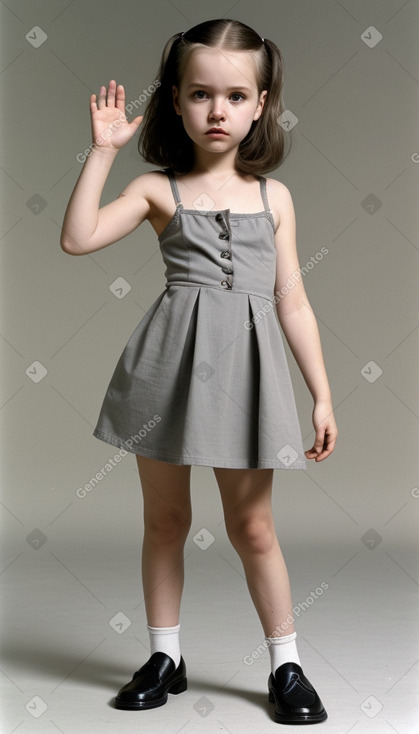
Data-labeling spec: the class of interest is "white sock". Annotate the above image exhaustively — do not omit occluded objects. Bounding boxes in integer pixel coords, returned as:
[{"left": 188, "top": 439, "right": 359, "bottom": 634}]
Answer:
[
  {"left": 147, "top": 624, "right": 181, "bottom": 668},
  {"left": 266, "top": 631, "right": 301, "bottom": 675}
]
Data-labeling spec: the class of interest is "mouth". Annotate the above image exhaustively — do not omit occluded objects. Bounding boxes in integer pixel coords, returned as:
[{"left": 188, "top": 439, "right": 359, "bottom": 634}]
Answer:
[{"left": 206, "top": 128, "right": 228, "bottom": 136}]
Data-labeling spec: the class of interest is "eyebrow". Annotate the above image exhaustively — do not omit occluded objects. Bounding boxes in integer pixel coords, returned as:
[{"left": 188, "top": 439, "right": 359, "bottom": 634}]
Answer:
[{"left": 186, "top": 83, "right": 251, "bottom": 92}]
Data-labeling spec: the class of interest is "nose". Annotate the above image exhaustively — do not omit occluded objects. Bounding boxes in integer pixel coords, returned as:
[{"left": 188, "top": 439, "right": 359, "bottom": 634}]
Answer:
[{"left": 209, "top": 96, "right": 226, "bottom": 121}]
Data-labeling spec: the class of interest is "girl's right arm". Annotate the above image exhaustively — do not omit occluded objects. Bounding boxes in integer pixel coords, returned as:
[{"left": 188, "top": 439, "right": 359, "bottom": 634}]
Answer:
[{"left": 60, "top": 80, "right": 146, "bottom": 255}]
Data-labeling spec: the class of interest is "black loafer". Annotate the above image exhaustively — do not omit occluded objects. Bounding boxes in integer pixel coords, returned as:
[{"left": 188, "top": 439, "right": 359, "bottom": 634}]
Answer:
[
  {"left": 268, "top": 661, "right": 327, "bottom": 724},
  {"left": 114, "top": 652, "right": 187, "bottom": 710}
]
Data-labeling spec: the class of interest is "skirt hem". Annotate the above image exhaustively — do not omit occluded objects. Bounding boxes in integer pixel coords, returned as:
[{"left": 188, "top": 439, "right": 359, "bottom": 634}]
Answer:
[{"left": 92, "top": 428, "right": 307, "bottom": 471}]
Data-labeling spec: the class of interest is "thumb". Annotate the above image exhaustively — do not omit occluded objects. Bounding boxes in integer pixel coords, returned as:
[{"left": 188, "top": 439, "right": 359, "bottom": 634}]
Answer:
[
  {"left": 130, "top": 115, "right": 143, "bottom": 130},
  {"left": 311, "top": 428, "right": 325, "bottom": 456}
]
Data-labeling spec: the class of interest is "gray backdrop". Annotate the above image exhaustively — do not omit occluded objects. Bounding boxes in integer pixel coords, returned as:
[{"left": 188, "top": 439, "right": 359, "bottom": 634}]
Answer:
[{"left": 1, "top": 1, "right": 418, "bottom": 733}]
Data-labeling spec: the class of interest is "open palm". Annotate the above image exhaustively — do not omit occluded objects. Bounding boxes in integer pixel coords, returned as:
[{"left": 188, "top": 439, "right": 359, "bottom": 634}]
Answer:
[{"left": 90, "top": 79, "right": 143, "bottom": 151}]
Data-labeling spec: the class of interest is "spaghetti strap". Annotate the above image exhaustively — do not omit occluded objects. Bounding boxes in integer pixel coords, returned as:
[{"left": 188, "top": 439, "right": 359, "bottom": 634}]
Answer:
[
  {"left": 164, "top": 168, "right": 269, "bottom": 213},
  {"left": 259, "top": 176, "right": 271, "bottom": 213},
  {"left": 163, "top": 168, "right": 182, "bottom": 207}
]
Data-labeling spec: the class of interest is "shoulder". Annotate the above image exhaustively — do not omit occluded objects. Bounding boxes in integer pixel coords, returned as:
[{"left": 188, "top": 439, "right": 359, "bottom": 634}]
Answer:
[
  {"left": 119, "top": 169, "right": 168, "bottom": 200},
  {"left": 118, "top": 169, "right": 170, "bottom": 220},
  {"left": 264, "top": 177, "right": 295, "bottom": 232}
]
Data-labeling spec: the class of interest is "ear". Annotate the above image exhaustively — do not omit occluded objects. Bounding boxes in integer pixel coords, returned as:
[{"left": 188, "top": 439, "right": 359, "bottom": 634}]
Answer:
[
  {"left": 253, "top": 90, "right": 267, "bottom": 121},
  {"left": 172, "top": 85, "right": 182, "bottom": 115}
]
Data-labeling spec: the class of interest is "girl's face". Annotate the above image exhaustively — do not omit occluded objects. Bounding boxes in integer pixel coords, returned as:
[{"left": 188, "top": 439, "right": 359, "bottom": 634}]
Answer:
[{"left": 172, "top": 47, "right": 267, "bottom": 159}]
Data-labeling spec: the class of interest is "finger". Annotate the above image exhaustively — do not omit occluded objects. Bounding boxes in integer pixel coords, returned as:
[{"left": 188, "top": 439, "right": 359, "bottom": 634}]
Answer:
[
  {"left": 129, "top": 114, "right": 143, "bottom": 129},
  {"left": 305, "top": 447, "right": 329, "bottom": 461},
  {"left": 115, "top": 83, "right": 126, "bottom": 113},
  {"left": 312, "top": 432, "right": 337, "bottom": 462},
  {"left": 90, "top": 93, "right": 98, "bottom": 112},
  {"left": 106, "top": 79, "right": 117, "bottom": 107},
  {"left": 97, "top": 85, "right": 107, "bottom": 109},
  {"left": 304, "top": 428, "right": 326, "bottom": 461},
  {"left": 305, "top": 447, "right": 323, "bottom": 460},
  {"left": 314, "top": 444, "right": 334, "bottom": 461},
  {"left": 313, "top": 428, "right": 326, "bottom": 455}
]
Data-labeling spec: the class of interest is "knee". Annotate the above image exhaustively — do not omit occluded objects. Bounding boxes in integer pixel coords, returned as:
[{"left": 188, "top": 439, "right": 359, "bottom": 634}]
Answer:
[
  {"left": 146, "top": 510, "right": 191, "bottom": 544},
  {"left": 227, "top": 516, "right": 276, "bottom": 555}
]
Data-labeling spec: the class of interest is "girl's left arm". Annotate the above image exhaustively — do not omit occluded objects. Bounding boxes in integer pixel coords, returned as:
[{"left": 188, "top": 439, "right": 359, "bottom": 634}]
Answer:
[{"left": 269, "top": 180, "right": 338, "bottom": 462}]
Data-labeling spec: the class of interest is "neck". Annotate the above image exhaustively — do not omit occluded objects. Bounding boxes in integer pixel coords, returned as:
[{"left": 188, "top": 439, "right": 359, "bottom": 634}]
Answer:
[{"left": 190, "top": 145, "right": 239, "bottom": 179}]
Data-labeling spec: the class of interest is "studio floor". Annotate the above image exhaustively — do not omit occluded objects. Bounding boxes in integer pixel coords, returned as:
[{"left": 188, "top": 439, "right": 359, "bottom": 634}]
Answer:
[{"left": 1, "top": 531, "right": 418, "bottom": 734}]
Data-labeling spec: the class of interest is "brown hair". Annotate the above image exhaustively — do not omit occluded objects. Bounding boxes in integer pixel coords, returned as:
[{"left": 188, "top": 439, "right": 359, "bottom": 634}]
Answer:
[{"left": 138, "top": 18, "right": 291, "bottom": 175}]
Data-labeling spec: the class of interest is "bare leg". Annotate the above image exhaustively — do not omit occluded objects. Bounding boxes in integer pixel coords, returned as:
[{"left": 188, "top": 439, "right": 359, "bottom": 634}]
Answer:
[
  {"left": 213, "top": 467, "right": 294, "bottom": 637},
  {"left": 136, "top": 455, "right": 192, "bottom": 627}
]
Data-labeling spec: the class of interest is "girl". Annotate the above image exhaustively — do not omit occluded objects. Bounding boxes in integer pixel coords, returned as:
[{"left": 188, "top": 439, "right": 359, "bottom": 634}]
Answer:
[{"left": 60, "top": 18, "right": 337, "bottom": 725}]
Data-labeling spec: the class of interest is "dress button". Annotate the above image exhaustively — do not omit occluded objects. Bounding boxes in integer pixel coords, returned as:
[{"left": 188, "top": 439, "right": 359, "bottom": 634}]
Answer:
[
  {"left": 220, "top": 250, "right": 232, "bottom": 259},
  {"left": 221, "top": 279, "right": 232, "bottom": 289},
  {"left": 218, "top": 232, "right": 229, "bottom": 240},
  {"left": 215, "top": 213, "right": 223, "bottom": 222},
  {"left": 222, "top": 267, "right": 233, "bottom": 275}
]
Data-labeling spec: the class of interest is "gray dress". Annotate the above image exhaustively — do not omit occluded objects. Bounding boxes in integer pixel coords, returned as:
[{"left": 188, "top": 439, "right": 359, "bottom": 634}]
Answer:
[{"left": 92, "top": 168, "right": 307, "bottom": 470}]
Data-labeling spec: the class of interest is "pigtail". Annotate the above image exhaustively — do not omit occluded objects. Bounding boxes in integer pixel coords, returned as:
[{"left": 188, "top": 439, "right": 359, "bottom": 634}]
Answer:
[
  {"left": 138, "top": 31, "right": 194, "bottom": 173},
  {"left": 161, "top": 31, "right": 183, "bottom": 69},
  {"left": 237, "top": 37, "right": 291, "bottom": 174}
]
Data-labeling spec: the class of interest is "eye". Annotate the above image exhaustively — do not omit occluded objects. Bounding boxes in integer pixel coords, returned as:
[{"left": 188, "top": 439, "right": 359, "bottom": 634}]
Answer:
[
  {"left": 192, "top": 90, "right": 208, "bottom": 99},
  {"left": 230, "top": 93, "right": 245, "bottom": 102}
]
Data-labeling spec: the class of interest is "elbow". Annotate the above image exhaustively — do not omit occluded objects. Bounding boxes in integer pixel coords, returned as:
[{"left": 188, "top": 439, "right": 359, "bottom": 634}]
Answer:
[
  {"left": 60, "top": 237, "right": 84, "bottom": 255},
  {"left": 60, "top": 239, "right": 74, "bottom": 255}
]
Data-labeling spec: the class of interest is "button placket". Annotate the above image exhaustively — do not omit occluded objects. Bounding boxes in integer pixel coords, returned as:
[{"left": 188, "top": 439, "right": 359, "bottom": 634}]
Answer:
[{"left": 215, "top": 213, "right": 233, "bottom": 288}]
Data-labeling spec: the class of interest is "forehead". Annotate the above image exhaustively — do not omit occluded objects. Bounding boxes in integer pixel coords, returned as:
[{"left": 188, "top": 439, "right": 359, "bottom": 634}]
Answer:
[{"left": 181, "top": 47, "right": 259, "bottom": 89}]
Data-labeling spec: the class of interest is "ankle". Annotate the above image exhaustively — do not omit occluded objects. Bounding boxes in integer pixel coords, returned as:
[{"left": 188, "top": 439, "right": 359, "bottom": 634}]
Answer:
[
  {"left": 147, "top": 623, "right": 181, "bottom": 668},
  {"left": 266, "top": 631, "right": 301, "bottom": 674}
]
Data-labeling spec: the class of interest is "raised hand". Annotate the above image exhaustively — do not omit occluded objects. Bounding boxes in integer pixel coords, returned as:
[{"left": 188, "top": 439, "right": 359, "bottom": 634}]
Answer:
[{"left": 89, "top": 79, "right": 143, "bottom": 152}]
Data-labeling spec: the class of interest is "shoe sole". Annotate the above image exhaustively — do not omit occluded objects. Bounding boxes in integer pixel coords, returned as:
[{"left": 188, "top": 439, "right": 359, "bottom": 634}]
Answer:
[
  {"left": 114, "top": 677, "right": 187, "bottom": 710},
  {"left": 268, "top": 689, "right": 328, "bottom": 724}
]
